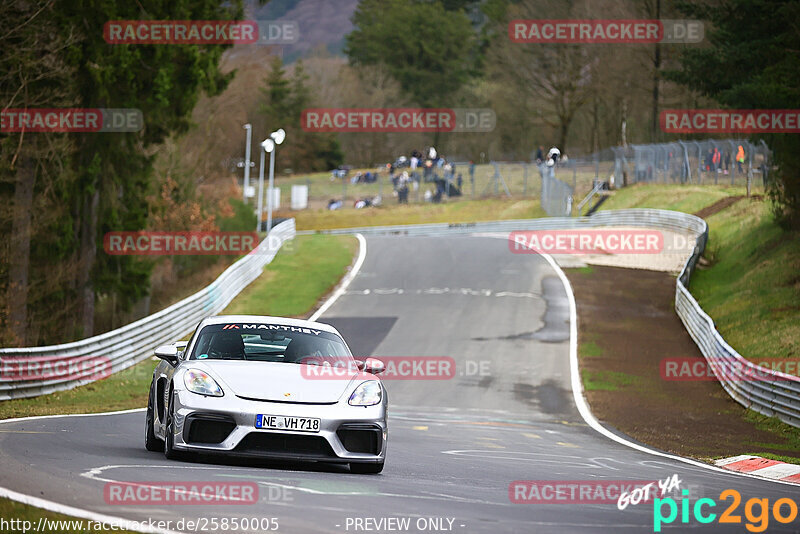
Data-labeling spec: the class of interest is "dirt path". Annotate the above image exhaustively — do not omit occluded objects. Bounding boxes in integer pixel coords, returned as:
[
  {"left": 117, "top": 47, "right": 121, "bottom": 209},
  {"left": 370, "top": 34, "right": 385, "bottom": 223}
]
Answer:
[
  {"left": 567, "top": 265, "right": 800, "bottom": 461},
  {"left": 693, "top": 195, "right": 748, "bottom": 219}
]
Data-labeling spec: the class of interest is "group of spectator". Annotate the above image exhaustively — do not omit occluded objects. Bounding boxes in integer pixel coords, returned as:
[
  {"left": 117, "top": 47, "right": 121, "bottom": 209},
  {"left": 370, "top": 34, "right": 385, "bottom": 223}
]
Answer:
[
  {"left": 705, "top": 147, "right": 729, "bottom": 174},
  {"left": 349, "top": 170, "right": 378, "bottom": 184},
  {"left": 388, "top": 146, "right": 463, "bottom": 204},
  {"left": 704, "top": 145, "right": 747, "bottom": 175},
  {"left": 327, "top": 145, "right": 485, "bottom": 209}
]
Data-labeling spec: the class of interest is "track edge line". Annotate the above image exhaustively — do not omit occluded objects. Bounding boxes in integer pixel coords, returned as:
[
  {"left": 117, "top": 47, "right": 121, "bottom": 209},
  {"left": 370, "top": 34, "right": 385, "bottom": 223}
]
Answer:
[
  {"left": 539, "top": 251, "right": 800, "bottom": 488},
  {"left": 309, "top": 233, "right": 366, "bottom": 322}
]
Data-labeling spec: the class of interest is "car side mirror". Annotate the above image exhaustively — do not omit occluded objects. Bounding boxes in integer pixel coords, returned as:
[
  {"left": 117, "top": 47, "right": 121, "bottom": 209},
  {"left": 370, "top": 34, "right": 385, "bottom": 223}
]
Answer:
[
  {"left": 364, "top": 357, "right": 385, "bottom": 375},
  {"left": 154, "top": 345, "right": 179, "bottom": 366},
  {"left": 175, "top": 341, "right": 188, "bottom": 360}
]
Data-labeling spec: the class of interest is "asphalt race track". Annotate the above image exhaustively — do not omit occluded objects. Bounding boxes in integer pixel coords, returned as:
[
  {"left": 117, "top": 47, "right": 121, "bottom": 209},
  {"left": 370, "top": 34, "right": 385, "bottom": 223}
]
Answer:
[{"left": 1, "top": 235, "right": 798, "bottom": 533}]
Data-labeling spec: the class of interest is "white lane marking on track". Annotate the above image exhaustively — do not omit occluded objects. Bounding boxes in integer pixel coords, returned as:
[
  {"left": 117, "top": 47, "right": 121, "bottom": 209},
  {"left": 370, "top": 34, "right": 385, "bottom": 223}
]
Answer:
[
  {"left": 346, "top": 287, "right": 539, "bottom": 298},
  {"left": 423, "top": 287, "right": 449, "bottom": 294},
  {"left": 0, "top": 407, "right": 145, "bottom": 425},
  {"left": 494, "top": 291, "right": 538, "bottom": 298},
  {"left": 309, "top": 233, "right": 366, "bottom": 321},
  {"left": 373, "top": 288, "right": 403, "bottom": 294},
  {"left": 257, "top": 481, "right": 499, "bottom": 505},
  {"left": 443, "top": 450, "right": 586, "bottom": 460},
  {"left": 81, "top": 464, "right": 258, "bottom": 504},
  {"left": 82, "top": 463, "right": 244, "bottom": 483}
]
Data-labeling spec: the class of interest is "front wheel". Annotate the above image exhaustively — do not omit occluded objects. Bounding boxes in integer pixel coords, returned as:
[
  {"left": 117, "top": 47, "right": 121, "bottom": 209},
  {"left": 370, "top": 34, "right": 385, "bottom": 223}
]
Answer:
[
  {"left": 164, "top": 388, "right": 186, "bottom": 460},
  {"left": 350, "top": 462, "right": 384, "bottom": 474},
  {"left": 144, "top": 381, "right": 164, "bottom": 452}
]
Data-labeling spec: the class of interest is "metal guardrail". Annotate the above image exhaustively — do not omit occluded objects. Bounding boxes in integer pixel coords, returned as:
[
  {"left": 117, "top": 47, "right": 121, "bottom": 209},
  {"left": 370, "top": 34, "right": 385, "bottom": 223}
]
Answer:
[
  {"left": 301, "top": 209, "right": 702, "bottom": 238},
  {"left": 0, "top": 219, "right": 296, "bottom": 400},
  {"left": 576, "top": 181, "right": 605, "bottom": 215},
  {"left": 303, "top": 209, "right": 800, "bottom": 428}
]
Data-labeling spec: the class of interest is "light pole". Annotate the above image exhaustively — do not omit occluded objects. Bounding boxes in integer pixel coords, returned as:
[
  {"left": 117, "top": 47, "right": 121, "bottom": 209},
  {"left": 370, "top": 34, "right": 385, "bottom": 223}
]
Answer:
[
  {"left": 242, "top": 123, "right": 252, "bottom": 203},
  {"left": 256, "top": 139, "right": 268, "bottom": 232},
  {"left": 266, "top": 128, "right": 286, "bottom": 234}
]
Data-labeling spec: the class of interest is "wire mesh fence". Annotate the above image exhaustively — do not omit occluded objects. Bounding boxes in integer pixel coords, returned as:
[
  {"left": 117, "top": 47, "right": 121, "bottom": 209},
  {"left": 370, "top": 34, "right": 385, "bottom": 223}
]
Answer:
[
  {"left": 249, "top": 160, "right": 549, "bottom": 216},
  {"left": 551, "top": 139, "right": 772, "bottom": 215},
  {"left": 245, "top": 139, "right": 771, "bottom": 219},
  {"left": 563, "top": 139, "right": 771, "bottom": 192},
  {"left": 539, "top": 163, "right": 574, "bottom": 217}
]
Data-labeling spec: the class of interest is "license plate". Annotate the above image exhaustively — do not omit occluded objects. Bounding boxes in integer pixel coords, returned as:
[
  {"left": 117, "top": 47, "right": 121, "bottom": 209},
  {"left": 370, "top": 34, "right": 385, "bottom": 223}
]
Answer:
[{"left": 255, "top": 414, "right": 320, "bottom": 432}]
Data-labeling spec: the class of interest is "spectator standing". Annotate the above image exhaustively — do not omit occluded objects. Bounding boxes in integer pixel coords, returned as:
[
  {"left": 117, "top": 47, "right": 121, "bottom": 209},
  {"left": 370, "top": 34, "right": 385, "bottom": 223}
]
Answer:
[
  {"left": 736, "top": 145, "right": 746, "bottom": 174},
  {"left": 547, "top": 146, "right": 561, "bottom": 166},
  {"left": 712, "top": 147, "right": 721, "bottom": 173},
  {"left": 397, "top": 171, "right": 409, "bottom": 204}
]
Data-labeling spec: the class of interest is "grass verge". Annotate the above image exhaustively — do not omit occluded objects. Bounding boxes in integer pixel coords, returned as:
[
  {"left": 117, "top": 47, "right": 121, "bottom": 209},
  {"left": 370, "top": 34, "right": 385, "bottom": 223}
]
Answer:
[
  {"left": 0, "top": 499, "right": 138, "bottom": 534},
  {"left": 582, "top": 370, "right": 641, "bottom": 391},
  {"left": 285, "top": 197, "right": 545, "bottom": 231},
  {"left": 599, "top": 183, "right": 755, "bottom": 214},
  {"left": 690, "top": 199, "right": 800, "bottom": 362},
  {"left": 288, "top": 182, "right": 755, "bottom": 232},
  {"left": 223, "top": 234, "right": 357, "bottom": 316}
]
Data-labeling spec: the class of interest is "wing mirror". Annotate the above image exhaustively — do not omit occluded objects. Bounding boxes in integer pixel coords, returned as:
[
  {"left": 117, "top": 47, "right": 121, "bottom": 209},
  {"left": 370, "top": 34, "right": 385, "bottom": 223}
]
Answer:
[
  {"left": 175, "top": 341, "right": 188, "bottom": 359},
  {"left": 154, "top": 345, "right": 179, "bottom": 366},
  {"left": 364, "top": 357, "right": 385, "bottom": 375}
]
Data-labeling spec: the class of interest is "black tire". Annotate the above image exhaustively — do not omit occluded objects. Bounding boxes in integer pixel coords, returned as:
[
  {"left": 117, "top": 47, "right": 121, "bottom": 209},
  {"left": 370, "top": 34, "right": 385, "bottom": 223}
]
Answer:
[
  {"left": 144, "top": 381, "right": 164, "bottom": 452},
  {"left": 350, "top": 462, "right": 384, "bottom": 474},
  {"left": 164, "top": 387, "right": 186, "bottom": 461}
]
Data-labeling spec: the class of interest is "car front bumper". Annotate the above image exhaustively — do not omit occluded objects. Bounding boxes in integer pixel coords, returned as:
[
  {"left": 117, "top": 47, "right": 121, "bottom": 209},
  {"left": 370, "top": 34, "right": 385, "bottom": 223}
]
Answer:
[{"left": 166, "top": 388, "right": 387, "bottom": 464}]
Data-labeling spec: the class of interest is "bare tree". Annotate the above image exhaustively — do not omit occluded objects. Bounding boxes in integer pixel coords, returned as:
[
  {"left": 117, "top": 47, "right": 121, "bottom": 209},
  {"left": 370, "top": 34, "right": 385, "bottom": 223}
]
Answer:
[{"left": 486, "top": 0, "right": 603, "bottom": 153}]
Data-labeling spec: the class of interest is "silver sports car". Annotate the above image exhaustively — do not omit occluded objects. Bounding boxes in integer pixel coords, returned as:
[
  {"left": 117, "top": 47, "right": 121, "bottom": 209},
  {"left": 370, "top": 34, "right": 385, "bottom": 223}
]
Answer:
[{"left": 144, "top": 315, "right": 387, "bottom": 474}]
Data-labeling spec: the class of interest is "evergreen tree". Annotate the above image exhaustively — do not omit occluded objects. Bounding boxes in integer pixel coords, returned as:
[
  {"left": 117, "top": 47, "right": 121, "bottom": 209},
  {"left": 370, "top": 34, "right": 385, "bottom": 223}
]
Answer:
[{"left": 670, "top": 0, "right": 800, "bottom": 229}]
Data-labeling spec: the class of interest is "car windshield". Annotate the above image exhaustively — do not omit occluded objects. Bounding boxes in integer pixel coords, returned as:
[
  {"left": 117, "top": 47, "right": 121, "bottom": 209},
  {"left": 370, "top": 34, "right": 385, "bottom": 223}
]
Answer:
[{"left": 189, "top": 323, "right": 352, "bottom": 364}]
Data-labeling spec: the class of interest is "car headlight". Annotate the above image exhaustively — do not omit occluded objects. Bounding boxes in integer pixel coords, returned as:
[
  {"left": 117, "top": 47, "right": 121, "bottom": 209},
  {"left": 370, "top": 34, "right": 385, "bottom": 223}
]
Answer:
[
  {"left": 183, "top": 369, "right": 223, "bottom": 397},
  {"left": 349, "top": 380, "right": 381, "bottom": 406}
]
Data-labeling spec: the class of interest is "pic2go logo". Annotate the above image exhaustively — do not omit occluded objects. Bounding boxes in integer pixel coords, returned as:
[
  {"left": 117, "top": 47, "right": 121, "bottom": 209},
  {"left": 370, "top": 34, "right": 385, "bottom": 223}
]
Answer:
[{"left": 653, "top": 489, "right": 799, "bottom": 532}]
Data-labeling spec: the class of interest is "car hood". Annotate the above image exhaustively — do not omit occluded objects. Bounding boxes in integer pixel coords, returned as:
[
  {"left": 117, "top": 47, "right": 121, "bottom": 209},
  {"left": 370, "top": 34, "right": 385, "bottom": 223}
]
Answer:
[{"left": 189, "top": 360, "right": 360, "bottom": 403}]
